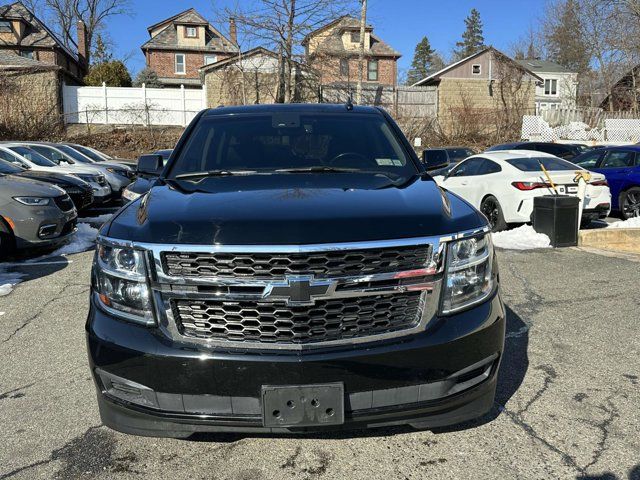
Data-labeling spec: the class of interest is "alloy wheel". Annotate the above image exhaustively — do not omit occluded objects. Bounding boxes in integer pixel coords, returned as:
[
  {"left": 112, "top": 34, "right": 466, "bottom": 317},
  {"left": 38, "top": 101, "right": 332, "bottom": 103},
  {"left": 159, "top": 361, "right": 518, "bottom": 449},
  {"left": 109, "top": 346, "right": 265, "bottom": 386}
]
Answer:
[{"left": 622, "top": 191, "right": 640, "bottom": 218}]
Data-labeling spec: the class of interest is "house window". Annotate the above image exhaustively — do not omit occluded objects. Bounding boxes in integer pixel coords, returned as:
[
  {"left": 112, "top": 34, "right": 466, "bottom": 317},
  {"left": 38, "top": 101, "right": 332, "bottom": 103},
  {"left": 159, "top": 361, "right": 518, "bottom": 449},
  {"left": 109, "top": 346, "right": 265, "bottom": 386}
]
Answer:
[
  {"left": 0, "top": 20, "right": 11, "bottom": 32},
  {"left": 367, "top": 59, "right": 378, "bottom": 81},
  {"left": 185, "top": 26, "right": 197, "bottom": 38},
  {"left": 19, "top": 49, "right": 33, "bottom": 59},
  {"left": 175, "top": 54, "right": 186, "bottom": 74},
  {"left": 472, "top": 64, "right": 481, "bottom": 75},
  {"left": 340, "top": 58, "right": 349, "bottom": 76},
  {"left": 544, "top": 79, "right": 558, "bottom": 96},
  {"left": 204, "top": 55, "right": 218, "bottom": 65},
  {"left": 350, "top": 31, "right": 360, "bottom": 43}
]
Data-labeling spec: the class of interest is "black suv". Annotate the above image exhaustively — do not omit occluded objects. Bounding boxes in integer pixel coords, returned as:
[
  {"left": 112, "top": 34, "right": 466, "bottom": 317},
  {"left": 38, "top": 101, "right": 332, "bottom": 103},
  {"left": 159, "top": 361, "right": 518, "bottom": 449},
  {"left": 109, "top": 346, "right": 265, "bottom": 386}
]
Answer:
[
  {"left": 87, "top": 104, "right": 505, "bottom": 437},
  {"left": 487, "top": 141, "right": 586, "bottom": 160}
]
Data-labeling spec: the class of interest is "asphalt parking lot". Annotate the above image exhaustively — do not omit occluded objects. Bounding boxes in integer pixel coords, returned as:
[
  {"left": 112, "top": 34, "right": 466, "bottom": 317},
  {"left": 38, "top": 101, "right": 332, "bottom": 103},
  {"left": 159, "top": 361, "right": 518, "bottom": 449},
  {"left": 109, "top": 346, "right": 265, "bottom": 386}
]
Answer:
[{"left": 0, "top": 242, "right": 638, "bottom": 479}]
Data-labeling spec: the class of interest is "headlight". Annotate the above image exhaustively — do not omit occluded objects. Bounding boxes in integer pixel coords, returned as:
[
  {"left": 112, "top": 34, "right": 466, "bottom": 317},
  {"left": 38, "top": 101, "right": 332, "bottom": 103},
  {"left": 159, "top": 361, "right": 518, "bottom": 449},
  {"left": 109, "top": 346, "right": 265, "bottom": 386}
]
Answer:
[
  {"left": 94, "top": 241, "right": 154, "bottom": 325},
  {"left": 122, "top": 188, "right": 141, "bottom": 201},
  {"left": 13, "top": 196, "right": 51, "bottom": 206},
  {"left": 440, "top": 233, "right": 495, "bottom": 314}
]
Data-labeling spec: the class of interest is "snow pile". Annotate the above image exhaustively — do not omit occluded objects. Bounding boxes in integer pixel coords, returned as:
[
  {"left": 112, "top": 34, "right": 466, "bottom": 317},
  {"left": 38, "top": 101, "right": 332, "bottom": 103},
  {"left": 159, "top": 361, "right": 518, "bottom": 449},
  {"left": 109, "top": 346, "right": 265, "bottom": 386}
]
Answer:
[
  {"left": 492, "top": 225, "right": 551, "bottom": 250},
  {"left": 79, "top": 213, "right": 113, "bottom": 225},
  {"left": 608, "top": 217, "right": 640, "bottom": 229},
  {"left": 47, "top": 223, "right": 99, "bottom": 257},
  {"left": 0, "top": 268, "right": 26, "bottom": 296}
]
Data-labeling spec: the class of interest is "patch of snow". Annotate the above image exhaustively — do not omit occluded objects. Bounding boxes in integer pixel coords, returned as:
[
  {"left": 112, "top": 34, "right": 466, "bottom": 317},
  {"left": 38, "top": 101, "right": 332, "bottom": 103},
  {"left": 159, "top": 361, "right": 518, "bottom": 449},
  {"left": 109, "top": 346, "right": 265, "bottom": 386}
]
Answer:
[
  {"left": 79, "top": 213, "right": 113, "bottom": 225},
  {"left": 607, "top": 217, "right": 640, "bottom": 229},
  {"left": 0, "top": 268, "right": 26, "bottom": 296},
  {"left": 492, "top": 225, "right": 551, "bottom": 251},
  {"left": 46, "top": 223, "right": 99, "bottom": 257}
]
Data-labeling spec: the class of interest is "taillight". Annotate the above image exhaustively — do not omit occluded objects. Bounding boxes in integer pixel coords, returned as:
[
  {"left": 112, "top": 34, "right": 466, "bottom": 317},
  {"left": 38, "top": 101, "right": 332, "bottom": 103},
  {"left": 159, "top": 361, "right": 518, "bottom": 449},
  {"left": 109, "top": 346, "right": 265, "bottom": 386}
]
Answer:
[
  {"left": 511, "top": 181, "right": 552, "bottom": 191},
  {"left": 590, "top": 179, "right": 608, "bottom": 187}
]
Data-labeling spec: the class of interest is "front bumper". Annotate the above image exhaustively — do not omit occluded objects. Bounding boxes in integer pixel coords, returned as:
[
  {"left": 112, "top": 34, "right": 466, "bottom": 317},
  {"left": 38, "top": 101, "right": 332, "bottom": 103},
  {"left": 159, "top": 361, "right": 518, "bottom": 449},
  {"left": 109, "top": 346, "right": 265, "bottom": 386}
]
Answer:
[
  {"left": 12, "top": 205, "right": 77, "bottom": 250},
  {"left": 87, "top": 292, "right": 505, "bottom": 437}
]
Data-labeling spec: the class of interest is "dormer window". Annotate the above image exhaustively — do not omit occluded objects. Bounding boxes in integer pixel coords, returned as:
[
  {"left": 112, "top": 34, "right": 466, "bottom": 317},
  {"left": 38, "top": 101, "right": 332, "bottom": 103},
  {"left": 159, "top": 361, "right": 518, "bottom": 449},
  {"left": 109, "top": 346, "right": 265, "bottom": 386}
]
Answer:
[
  {"left": 350, "top": 31, "right": 360, "bottom": 43},
  {"left": 0, "top": 20, "right": 12, "bottom": 32},
  {"left": 185, "top": 26, "right": 197, "bottom": 38}
]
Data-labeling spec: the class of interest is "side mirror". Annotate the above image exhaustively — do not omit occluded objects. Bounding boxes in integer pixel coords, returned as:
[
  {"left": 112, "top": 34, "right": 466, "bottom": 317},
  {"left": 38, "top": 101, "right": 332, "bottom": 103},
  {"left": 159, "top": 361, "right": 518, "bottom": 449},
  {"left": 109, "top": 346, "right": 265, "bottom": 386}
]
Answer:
[
  {"left": 422, "top": 150, "right": 450, "bottom": 171},
  {"left": 137, "top": 154, "right": 164, "bottom": 176}
]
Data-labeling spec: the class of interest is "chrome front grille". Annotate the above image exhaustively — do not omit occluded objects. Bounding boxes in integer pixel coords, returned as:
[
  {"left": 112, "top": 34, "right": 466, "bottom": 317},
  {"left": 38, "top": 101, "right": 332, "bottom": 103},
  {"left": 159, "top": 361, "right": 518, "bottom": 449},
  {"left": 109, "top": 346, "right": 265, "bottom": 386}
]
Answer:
[
  {"left": 161, "top": 245, "right": 432, "bottom": 279},
  {"left": 172, "top": 292, "right": 424, "bottom": 344}
]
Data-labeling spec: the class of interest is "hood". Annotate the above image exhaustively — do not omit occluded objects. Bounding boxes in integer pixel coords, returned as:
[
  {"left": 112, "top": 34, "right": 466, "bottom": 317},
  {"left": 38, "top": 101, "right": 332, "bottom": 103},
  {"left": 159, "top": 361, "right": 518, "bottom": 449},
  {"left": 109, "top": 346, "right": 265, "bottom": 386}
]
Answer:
[
  {"left": 47, "top": 164, "right": 103, "bottom": 176},
  {"left": 0, "top": 174, "right": 65, "bottom": 197},
  {"left": 105, "top": 173, "right": 486, "bottom": 245},
  {"left": 15, "top": 170, "right": 89, "bottom": 187}
]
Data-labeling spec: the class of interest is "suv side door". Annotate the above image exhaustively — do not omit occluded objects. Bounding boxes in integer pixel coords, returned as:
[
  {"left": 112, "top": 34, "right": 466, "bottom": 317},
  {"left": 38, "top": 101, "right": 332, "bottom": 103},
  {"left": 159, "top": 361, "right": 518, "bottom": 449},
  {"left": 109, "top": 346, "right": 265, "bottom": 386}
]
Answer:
[{"left": 595, "top": 149, "right": 637, "bottom": 203}]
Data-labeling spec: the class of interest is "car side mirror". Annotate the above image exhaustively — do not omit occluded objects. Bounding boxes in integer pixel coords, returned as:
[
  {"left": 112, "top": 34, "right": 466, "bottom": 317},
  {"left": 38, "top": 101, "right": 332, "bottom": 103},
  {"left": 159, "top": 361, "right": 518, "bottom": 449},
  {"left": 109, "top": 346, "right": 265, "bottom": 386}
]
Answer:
[
  {"left": 137, "top": 154, "right": 164, "bottom": 176},
  {"left": 422, "top": 150, "right": 450, "bottom": 171}
]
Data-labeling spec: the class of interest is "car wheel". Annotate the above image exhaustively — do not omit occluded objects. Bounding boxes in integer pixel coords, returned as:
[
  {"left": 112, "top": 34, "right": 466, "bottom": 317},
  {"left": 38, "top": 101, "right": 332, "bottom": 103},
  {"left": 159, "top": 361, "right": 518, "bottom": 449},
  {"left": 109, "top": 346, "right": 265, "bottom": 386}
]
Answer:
[
  {"left": 620, "top": 187, "right": 640, "bottom": 219},
  {"left": 480, "top": 195, "right": 507, "bottom": 232},
  {"left": 0, "top": 219, "right": 16, "bottom": 259}
]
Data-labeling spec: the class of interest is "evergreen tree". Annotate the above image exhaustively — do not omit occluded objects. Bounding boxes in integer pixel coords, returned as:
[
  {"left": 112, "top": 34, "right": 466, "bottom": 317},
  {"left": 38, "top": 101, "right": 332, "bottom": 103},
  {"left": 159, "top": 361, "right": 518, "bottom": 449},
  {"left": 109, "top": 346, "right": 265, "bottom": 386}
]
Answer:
[
  {"left": 133, "top": 67, "right": 163, "bottom": 88},
  {"left": 545, "top": 0, "right": 590, "bottom": 73},
  {"left": 84, "top": 60, "right": 132, "bottom": 87},
  {"left": 91, "top": 35, "right": 113, "bottom": 66},
  {"left": 407, "top": 36, "right": 438, "bottom": 84},
  {"left": 454, "top": 9, "right": 485, "bottom": 60}
]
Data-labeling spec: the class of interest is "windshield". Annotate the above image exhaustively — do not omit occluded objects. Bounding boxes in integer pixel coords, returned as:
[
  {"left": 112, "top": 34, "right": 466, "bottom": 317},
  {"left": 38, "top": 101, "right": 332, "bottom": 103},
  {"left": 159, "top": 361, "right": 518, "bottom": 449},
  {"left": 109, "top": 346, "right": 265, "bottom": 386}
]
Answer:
[
  {"left": 57, "top": 145, "right": 93, "bottom": 163},
  {"left": 8, "top": 146, "right": 58, "bottom": 167},
  {"left": 507, "top": 157, "right": 579, "bottom": 171},
  {"left": 72, "top": 145, "right": 105, "bottom": 162},
  {"left": 167, "top": 114, "right": 417, "bottom": 179},
  {"left": 0, "top": 158, "right": 23, "bottom": 174}
]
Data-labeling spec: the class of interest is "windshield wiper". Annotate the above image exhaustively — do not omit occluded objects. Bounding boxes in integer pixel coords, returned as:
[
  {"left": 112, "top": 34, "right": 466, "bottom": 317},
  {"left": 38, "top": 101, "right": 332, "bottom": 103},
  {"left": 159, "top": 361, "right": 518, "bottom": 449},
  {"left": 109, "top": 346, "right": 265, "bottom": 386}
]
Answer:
[
  {"left": 275, "top": 166, "right": 363, "bottom": 174},
  {"left": 174, "top": 169, "right": 258, "bottom": 181}
]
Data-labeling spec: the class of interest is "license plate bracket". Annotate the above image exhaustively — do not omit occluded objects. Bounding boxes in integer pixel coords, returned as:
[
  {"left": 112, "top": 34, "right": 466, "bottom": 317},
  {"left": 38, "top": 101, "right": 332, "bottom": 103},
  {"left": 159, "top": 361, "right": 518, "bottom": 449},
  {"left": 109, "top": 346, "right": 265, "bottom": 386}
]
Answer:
[{"left": 262, "top": 383, "right": 344, "bottom": 428}]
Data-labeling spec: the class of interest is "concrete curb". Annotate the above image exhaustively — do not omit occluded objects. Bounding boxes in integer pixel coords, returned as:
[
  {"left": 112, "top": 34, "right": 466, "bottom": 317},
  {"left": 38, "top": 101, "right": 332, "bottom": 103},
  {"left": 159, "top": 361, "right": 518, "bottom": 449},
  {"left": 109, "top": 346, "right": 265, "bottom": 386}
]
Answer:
[{"left": 578, "top": 228, "right": 640, "bottom": 254}]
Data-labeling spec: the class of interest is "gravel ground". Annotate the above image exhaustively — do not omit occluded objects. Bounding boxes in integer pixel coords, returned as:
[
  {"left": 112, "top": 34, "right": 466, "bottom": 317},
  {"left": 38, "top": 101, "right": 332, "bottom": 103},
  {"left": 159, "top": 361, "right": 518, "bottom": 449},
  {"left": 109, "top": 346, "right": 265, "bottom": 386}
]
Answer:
[{"left": 0, "top": 246, "right": 638, "bottom": 480}]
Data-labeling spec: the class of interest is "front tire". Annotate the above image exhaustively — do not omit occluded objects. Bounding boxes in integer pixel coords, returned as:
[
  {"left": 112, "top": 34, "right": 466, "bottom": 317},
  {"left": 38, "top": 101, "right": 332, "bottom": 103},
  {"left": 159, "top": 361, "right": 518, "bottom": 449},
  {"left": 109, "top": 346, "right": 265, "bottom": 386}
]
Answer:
[
  {"left": 0, "top": 219, "right": 16, "bottom": 259},
  {"left": 480, "top": 195, "right": 507, "bottom": 232},
  {"left": 620, "top": 187, "right": 640, "bottom": 219}
]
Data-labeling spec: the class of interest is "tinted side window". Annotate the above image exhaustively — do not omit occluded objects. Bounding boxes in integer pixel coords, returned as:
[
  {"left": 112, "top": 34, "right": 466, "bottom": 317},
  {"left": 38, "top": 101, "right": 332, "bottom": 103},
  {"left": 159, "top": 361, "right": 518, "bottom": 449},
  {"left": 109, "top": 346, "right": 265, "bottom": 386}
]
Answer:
[
  {"left": 478, "top": 159, "right": 502, "bottom": 174},
  {"left": 0, "top": 150, "right": 17, "bottom": 163},
  {"left": 535, "top": 144, "right": 568, "bottom": 158},
  {"left": 449, "top": 158, "right": 484, "bottom": 177},
  {"left": 575, "top": 151, "right": 603, "bottom": 168},
  {"left": 600, "top": 150, "right": 636, "bottom": 168}
]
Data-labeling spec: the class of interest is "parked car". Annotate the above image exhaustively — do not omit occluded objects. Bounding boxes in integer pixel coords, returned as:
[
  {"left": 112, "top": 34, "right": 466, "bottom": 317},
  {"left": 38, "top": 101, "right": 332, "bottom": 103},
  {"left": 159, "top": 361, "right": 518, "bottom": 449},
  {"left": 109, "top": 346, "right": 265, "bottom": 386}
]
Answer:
[
  {"left": 0, "top": 170, "right": 77, "bottom": 254},
  {"left": 0, "top": 144, "right": 111, "bottom": 204},
  {"left": 422, "top": 147, "right": 476, "bottom": 177},
  {"left": 573, "top": 145, "right": 640, "bottom": 218},
  {"left": 0, "top": 159, "right": 94, "bottom": 210},
  {"left": 14, "top": 142, "right": 131, "bottom": 198},
  {"left": 67, "top": 144, "right": 136, "bottom": 167},
  {"left": 122, "top": 149, "right": 173, "bottom": 202},
  {"left": 486, "top": 142, "right": 585, "bottom": 160},
  {"left": 88, "top": 104, "right": 504, "bottom": 437},
  {"left": 433, "top": 151, "right": 611, "bottom": 231}
]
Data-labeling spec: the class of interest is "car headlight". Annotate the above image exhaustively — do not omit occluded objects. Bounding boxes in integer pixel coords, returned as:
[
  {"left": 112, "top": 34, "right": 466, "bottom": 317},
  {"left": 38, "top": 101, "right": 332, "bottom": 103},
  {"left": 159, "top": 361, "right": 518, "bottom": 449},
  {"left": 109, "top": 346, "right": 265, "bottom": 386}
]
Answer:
[
  {"left": 94, "top": 241, "right": 154, "bottom": 325},
  {"left": 122, "top": 188, "right": 141, "bottom": 201},
  {"left": 13, "top": 196, "right": 51, "bottom": 206},
  {"left": 440, "top": 233, "right": 495, "bottom": 314}
]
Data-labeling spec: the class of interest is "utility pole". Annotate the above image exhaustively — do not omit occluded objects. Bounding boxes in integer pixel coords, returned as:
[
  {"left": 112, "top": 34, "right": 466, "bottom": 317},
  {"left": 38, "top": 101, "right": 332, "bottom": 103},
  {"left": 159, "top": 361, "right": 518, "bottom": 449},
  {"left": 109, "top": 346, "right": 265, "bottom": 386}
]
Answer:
[{"left": 356, "top": 0, "right": 367, "bottom": 104}]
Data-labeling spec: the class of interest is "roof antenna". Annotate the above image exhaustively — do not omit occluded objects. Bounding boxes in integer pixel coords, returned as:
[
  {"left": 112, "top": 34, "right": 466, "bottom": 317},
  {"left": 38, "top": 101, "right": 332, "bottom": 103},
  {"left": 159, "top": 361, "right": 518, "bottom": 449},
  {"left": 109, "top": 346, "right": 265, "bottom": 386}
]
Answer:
[{"left": 346, "top": 88, "right": 354, "bottom": 111}]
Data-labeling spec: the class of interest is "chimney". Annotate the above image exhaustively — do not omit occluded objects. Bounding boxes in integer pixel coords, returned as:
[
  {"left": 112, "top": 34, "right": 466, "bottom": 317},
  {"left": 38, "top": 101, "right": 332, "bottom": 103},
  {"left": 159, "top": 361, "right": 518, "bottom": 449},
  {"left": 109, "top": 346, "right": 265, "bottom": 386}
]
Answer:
[
  {"left": 77, "top": 20, "right": 89, "bottom": 72},
  {"left": 229, "top": 17, "right": 237, "bottom": 45}
]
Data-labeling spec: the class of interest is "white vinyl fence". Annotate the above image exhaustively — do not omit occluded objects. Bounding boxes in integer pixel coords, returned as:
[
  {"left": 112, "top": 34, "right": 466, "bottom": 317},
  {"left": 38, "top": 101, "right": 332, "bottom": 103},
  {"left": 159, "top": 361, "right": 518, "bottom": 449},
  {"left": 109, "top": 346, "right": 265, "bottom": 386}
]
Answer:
[{"left": 62, "top": 83, "right": 207, "bottom": 126}]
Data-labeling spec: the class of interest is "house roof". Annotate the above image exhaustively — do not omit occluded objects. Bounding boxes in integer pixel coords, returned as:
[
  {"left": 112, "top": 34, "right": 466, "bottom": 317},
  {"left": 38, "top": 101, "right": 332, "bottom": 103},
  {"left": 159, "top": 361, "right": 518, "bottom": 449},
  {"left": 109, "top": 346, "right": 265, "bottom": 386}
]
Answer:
[
  {"left": 412, "top": 47, "right": 542, "bottom": 86},
  {"left": 515, "top": 59, "right": 577, "bottom": 74},
  {"left": 199, "top": 46, "right": 276, "bottom": 73},
  {"left": 0, "top": 2, "right": 79, "bottom": 62},
  {"left": 0, "top": 50, "right": 59, "bottom": 69},
  {"left": 305, "top": 16, "right": 400, "bottom": 58},
  {"left": 142, "top": 8, "right": 238, "bottom": 54}
]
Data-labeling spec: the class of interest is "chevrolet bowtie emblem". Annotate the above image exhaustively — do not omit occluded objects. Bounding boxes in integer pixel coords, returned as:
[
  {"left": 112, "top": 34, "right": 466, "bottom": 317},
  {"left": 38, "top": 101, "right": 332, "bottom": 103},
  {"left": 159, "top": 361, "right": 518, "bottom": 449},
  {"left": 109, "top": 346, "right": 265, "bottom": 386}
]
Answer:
[{"left": 263, "top": 276, "right": 335, "bottom": 305}]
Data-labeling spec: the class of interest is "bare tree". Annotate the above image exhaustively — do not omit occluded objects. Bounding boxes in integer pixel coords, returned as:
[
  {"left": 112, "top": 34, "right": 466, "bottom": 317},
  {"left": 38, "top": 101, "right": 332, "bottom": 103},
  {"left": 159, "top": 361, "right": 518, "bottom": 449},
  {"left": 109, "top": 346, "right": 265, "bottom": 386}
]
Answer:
[{"left": 219, "top": 0, "right": 353, "bottom": 103}]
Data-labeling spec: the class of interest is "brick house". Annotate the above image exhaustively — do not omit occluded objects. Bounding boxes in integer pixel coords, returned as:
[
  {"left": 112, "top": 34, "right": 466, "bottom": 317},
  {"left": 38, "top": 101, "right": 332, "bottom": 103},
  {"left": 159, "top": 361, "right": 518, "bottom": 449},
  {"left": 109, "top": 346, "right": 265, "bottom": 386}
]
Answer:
[
  {"left": 141, "top": 8, "right": 239, "bottom": 88},
  {"left": 302, "top": 15, "right": 401, "bottom": 89},
  {"left": 0, "top": 1, "right": 87, "bottom": 83},
  {"left": 412, "top": 47, "right": 542, "bottom": 128}
]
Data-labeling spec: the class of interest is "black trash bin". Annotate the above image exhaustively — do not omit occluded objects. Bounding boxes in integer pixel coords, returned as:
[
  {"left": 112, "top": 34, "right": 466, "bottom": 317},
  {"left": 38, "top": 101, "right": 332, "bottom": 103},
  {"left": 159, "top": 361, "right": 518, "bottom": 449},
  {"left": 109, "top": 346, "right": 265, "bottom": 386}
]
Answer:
[{"left": 532, "top": 195, "right": 580, "bottom": 247}]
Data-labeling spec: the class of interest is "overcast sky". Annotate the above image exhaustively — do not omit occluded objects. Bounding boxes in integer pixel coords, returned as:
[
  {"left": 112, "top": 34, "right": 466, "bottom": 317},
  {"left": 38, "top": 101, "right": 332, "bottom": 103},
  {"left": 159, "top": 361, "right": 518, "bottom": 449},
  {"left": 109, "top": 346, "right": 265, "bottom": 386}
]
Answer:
[{"left": 108, "top": 0, "right": 542, "bottom": 75}]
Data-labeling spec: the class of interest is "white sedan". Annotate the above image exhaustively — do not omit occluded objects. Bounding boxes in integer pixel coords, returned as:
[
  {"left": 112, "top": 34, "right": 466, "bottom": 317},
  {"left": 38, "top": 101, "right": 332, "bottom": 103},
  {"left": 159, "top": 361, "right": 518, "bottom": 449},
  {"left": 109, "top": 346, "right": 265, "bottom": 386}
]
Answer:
[{"left": 433, "top": 150, "right": 612, "bottom": 231}]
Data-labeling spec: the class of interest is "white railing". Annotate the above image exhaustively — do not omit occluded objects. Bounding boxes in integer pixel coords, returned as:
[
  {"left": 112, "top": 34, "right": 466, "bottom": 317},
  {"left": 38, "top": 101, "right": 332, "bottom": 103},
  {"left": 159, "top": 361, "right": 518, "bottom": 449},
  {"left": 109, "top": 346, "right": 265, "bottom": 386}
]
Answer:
[{"left": 62, "top": 83, "right": 207, "bottom": 127}]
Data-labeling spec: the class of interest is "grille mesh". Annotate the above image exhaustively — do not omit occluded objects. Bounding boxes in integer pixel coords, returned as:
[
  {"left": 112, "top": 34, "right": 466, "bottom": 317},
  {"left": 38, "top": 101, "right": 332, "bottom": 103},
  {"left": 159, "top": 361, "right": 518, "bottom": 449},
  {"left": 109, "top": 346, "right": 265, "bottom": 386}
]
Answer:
[
  {"left": 162, "top": 246, "right": 431, "bottom": 279},
  {"left": 172, "top": 292, "right": 423, "bottom": 344}
]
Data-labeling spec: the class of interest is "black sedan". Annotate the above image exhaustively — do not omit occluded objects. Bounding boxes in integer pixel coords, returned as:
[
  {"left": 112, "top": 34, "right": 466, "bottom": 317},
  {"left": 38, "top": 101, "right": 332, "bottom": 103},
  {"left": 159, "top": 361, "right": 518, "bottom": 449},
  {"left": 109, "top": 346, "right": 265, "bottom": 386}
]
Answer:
[
  {"left": 0, "top": 159, "right": 94, "bottom": 210},
  {"left": 121, "top": 149, "right": 173, "bottom": 202},
  {"left": 486, "top": 141, "right": 585, "bottom": 160}
]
